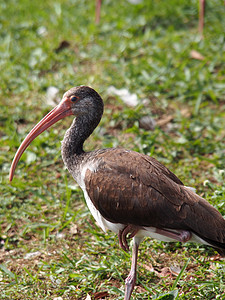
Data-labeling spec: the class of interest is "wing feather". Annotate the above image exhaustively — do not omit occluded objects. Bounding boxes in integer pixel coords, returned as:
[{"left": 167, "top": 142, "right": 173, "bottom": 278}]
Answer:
[{"left": 84, "top": 148, "right": 225, "bottom": 246}]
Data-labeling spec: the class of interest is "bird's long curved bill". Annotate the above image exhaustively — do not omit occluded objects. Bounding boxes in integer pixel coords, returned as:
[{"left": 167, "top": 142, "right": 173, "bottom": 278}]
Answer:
[{"left": 9, "top": 98, "right": 73, "bottom": 181}]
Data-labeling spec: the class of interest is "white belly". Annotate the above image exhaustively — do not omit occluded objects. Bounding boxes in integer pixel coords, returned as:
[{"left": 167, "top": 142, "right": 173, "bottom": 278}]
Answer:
[
  {"left": 83, "top": 188, "right": 124, "bottom": 233},
  {"left": 76, "top": 161, "right": 125, "bottom": 234}
]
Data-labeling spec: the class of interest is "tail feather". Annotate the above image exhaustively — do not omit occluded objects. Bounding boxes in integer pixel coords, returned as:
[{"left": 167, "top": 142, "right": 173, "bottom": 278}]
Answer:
[
  {"left": 183, "top": 188, "right": 225, "bottom": 253},
  {"left": 202, "top": 236, "right": 225, "bottom": 257},
  {"left": 217, "top": 248, "right": 225, "bottom": 257}
]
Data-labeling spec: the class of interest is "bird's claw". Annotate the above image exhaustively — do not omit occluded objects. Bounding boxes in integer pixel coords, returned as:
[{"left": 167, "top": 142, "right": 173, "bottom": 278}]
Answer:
[{"left": 118, "top": 225, "right": 140, "bottom": 251}]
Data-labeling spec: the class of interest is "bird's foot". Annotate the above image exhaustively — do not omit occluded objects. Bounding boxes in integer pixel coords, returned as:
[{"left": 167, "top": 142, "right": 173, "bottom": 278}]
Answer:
[
  {"left": 179, "top": 230, "right": 192, "bottom": 243},
  {"left": 155, "top": 228, "right": 192, "bottom": 243},
  {"left": 124, "top": 270, "right": 136, "bottom": 300},
  {"left": 119, "top": 224, "right": 140, "bottom": 251}
]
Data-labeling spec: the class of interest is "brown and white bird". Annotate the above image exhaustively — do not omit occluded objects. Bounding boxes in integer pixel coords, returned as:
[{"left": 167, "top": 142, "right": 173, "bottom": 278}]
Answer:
[{"left": 9, "top": 86, "right": 225, "bottom": 300}]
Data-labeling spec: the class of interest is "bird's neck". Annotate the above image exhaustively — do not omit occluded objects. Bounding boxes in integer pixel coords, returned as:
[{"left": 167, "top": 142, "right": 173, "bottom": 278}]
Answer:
[{"left": 61, "top": 114, "right": 101, "bottom": 170}]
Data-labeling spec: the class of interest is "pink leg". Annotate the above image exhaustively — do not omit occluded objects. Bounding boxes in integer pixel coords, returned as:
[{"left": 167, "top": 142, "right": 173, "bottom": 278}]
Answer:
[
  {"left": 118, "top": 225, "right": 191, "bottom": 300},
  {"left": 124, "top": 240, "right": 139, "bottom": 300},
  {"left": 118, "top": 225, "right": 141, "bottom": 300},
  {"left": 199, "top": 0, "right": 205, "bottom": 38},
  {"left": 95, "top": 0, "right": 102, "bottom": 24},
  {"left": 155, "top": 228, "right": 192, "bottom": 243},
  {"left": 118, "top": 224, "right": 141, "bottom": 251}
]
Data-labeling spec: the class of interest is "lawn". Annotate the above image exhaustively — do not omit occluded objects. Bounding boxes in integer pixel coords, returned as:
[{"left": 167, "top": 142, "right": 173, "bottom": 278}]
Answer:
[{"left": 0, "top": 0, "right": 225, "bottom": 299}]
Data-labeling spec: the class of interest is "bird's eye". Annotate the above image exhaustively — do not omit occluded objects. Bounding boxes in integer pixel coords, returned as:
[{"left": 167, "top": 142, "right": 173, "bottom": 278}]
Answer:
[{"left": 71, "top": 96, "right": 77, "bottom": 102}]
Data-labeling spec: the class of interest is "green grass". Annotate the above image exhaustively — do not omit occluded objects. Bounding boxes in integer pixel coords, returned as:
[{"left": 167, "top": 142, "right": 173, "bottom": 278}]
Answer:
[{"left": 1, "top": 0, "right": 225, "bottom": 299}]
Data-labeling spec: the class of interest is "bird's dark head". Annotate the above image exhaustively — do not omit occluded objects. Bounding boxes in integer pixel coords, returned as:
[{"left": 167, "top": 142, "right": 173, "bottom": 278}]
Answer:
[
  {"left": 63, "top": 86, "right": 104, "bottom": 118},
  {"left": 9, "top": 86, "right": 103, "bottom": 181}
]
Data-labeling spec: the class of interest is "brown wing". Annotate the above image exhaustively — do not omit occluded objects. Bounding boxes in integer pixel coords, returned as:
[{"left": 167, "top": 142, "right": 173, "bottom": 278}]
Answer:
[{"left": 84, "top": 148, "right": 225, "bottom": 248}]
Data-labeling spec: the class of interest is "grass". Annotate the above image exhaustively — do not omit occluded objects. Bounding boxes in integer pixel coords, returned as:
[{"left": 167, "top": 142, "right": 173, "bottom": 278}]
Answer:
[{"left": 0, "top": 0, "right": 225, "bottom": 299}]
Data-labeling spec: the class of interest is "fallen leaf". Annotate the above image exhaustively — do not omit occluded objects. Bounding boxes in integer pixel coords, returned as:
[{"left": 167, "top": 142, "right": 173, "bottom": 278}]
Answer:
[
  {"left": 190, "top": 50, "right": 205, "bottom": 60},
  {"left": 210, "top": 254, "right": 221, "bottom": 261},
  {"left": 160, "top": 267, "right": 172, "bottom": 277},
  {"left": 94, "top": 291, "right": 109, "bottom": 299},
  {"left": 140, "top": 263, "right": 172, "bottom": 278},
  {"left": 140, "top": 262, "right": 155, "bottom": 272},
  {"left": 156, "top": 115, "right": 173, "bottom": 127},
  {"left": 170, "top": 265, "right": 181, "bottom": 276}
]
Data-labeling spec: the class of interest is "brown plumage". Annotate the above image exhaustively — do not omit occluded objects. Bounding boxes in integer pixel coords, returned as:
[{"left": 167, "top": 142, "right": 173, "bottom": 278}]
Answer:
[
  {"left": 84, "top": 148, "right": 225, "bottom": 254},
  {"left": 9, "top": 86, "right": 225, "bottom": 300}
]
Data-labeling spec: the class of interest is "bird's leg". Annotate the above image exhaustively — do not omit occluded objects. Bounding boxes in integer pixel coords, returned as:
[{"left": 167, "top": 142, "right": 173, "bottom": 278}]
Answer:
[
  {"left": 199, "top": 0, "right": 205, "bottom": 38},
  {"left": 95, "top": 0, "right": 102, "bottom": 24},
  {"left": 118, "top": 224, "right": 141, "bottom": 251},
  {"left": 155, "top": 228, "right": 192, "bottom": 243},
  {"left": 124, "top": 240, "right": 139, "bottom": 300}
]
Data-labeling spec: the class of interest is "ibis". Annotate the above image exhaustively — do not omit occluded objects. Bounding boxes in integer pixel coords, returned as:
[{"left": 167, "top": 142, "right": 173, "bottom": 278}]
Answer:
[{"left": 9, "top": 86, "right": 225, "bottom": 299}]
